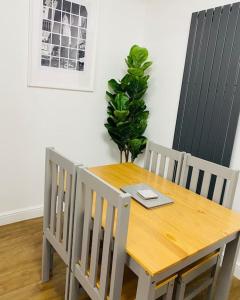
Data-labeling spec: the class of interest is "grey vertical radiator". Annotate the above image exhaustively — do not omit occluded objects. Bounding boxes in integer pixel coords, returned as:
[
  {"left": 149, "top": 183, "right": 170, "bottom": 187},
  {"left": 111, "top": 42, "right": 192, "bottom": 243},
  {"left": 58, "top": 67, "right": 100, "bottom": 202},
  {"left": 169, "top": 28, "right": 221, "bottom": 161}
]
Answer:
[{"left": 173, "top": 3, "right": 240, "bottom": 168}]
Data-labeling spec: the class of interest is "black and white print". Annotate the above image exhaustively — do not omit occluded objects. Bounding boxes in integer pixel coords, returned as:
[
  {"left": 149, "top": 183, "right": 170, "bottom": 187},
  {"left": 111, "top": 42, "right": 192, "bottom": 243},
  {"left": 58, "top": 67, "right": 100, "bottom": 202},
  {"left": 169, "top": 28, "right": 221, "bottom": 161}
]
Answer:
[{"left": 41, "top": 0, "right": 88, "bottom": 71}]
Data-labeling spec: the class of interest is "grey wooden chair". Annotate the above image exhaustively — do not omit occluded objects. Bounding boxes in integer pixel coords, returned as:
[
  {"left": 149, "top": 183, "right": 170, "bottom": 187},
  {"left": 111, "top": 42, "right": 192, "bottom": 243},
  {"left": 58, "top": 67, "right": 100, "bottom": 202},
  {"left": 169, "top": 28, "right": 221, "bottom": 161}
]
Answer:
[
  {"left": 69, "top": 167, "right": 178, "bottom": 300},
  {"left": 144, "top": 141, "right": 184, "bottom": 184},
  {"left": 176, "top": 153, "right": 239, "bottom": 300},
  {"left": 69, "top": 167, "right": 131, "bottom": 300},
  {"left": 42, "top": 148, "right": 80, "bottom": 300}
]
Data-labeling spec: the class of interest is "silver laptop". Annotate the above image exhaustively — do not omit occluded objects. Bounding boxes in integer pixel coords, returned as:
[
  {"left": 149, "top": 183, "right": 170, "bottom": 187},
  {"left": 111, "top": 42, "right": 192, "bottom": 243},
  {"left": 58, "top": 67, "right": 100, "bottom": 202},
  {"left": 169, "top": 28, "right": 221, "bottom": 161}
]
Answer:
[{"left": 121, "top": 183, "right": 174, "bottom": 209}]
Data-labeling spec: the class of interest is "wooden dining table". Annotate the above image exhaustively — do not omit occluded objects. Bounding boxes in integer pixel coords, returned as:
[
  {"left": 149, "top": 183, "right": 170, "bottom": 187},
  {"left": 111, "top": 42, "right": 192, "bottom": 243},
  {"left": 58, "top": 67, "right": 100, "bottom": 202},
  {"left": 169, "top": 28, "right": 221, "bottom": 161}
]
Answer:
[{"left": 89, "top": 163, "right": 240, "bottom": 300}]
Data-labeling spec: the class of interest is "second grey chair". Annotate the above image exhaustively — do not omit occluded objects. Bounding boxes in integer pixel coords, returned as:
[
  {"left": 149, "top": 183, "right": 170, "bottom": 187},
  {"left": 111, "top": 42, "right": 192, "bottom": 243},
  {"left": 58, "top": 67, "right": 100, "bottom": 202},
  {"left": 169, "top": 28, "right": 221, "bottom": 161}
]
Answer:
[
  {"left": 176, "top": 153, "right": 239, "bottom": 300},
  {"left": 144, "top": 141, "right": 184, "bottom": 184},
  {"left": 69, "top": 167, "right": 131, "bottom": 300},
  {"left": 42, "top": 148, "right": 80, "bottom": 300}
]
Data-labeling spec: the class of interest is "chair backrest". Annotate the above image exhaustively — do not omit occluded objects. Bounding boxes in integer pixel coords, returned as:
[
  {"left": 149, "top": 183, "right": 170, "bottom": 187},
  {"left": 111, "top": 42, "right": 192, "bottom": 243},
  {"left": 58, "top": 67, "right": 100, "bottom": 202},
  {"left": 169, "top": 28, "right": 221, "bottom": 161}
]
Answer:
[
  {"left": 71, "top": 167, "right": 131, "bottom": 300},
  {"left": 144, "top": 141, "right": 184, "bottom": 183},
  {"left": 180, "top": 154, "right": 239, "bottom": 208},
  {"left": 44, "top": 147, "right": 78, "bottom": 263}
]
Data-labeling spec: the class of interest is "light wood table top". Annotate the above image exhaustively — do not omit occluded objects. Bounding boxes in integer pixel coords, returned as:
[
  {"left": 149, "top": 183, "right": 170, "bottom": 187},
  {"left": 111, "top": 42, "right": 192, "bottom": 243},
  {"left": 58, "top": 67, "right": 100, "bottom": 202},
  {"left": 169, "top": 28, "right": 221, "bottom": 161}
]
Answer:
[{"left": 89, "top": 163, "right": 240, "bottom": 277}]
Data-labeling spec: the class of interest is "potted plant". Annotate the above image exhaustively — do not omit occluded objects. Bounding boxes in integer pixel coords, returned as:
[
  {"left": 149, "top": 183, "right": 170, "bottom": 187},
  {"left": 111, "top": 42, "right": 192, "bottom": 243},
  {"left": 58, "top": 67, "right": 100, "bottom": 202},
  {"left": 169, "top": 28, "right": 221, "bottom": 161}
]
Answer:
[{"left": 105, "top": 45, "right": 152, "bottom": 163}]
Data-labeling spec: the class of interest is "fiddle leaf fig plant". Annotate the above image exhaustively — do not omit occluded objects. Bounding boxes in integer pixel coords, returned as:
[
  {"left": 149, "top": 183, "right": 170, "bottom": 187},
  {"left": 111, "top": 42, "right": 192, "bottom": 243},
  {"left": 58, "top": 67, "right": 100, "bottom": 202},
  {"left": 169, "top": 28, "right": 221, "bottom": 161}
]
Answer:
[{"left": 105, "top": 45, "right": 152, "bottom": 163}]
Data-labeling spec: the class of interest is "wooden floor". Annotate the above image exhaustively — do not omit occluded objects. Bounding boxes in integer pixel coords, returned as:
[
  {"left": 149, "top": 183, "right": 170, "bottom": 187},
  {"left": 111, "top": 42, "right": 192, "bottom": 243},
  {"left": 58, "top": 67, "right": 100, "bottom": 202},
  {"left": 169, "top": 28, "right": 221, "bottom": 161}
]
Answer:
[{"left": 0, "top": 218, "right": 239, "bottom": 300}]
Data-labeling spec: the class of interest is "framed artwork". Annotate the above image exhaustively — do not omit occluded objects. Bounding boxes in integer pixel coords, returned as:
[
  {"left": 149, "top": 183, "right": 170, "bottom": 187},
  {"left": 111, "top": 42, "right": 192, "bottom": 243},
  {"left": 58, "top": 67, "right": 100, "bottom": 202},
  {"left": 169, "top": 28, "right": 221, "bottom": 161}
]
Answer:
[{"left": 28, "top": 0, "right": 98, "bottom": 91}]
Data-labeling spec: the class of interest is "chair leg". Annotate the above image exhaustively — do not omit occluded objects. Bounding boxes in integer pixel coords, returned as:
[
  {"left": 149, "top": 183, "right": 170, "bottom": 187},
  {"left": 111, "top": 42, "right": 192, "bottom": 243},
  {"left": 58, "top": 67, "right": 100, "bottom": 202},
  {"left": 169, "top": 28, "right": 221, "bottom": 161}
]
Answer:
[
  {"left": 69, "top": 271, "right": 81, "bottom": 300},
  {"left": 65, "top": 267, "right": 70, "bottom": 300},
  {"left": 42, "top": 235, "right": 53, "bottom": 282},
  {"left": 175, "top": 279, "right": 186, "bottom": 300},
  {"left": 49, "top": 245, "right": 54, "bottom": 276}
]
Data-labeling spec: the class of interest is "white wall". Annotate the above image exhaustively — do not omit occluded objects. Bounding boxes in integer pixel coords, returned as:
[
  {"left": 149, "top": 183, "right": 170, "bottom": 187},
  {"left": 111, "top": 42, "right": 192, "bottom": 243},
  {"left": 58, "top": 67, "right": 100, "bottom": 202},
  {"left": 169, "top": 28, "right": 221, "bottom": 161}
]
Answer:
[
  {"left": 0, "top": 0, "right": 146, "bottom": 222},
  {"left": 145, "top": 0, "right": 240, "bottom": 277}
]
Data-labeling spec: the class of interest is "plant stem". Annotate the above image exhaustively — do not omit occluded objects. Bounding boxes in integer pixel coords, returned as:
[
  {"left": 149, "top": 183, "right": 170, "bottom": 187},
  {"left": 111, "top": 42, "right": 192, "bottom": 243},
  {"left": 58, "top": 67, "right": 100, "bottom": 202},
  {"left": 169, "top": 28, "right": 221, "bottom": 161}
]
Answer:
[
  {"left": 125, "top": 149, "right": 130, "bottom": 162},
  {"left": 120, "top": 150, "right": 123, "bottom": 163},
  {"left": 124, "top": 149, "right": 128, "bottom": 163}
]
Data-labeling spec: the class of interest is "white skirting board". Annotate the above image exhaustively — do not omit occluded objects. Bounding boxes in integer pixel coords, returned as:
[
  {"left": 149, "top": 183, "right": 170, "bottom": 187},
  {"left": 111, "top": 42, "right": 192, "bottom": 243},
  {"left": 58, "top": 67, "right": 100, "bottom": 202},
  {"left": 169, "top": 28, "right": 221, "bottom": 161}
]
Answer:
[
  {"left": 0, "top": 205, "right": 43, "bottom": 226},
  {"left": 0, "top": 205, "right": 240, "bottom": 279}
]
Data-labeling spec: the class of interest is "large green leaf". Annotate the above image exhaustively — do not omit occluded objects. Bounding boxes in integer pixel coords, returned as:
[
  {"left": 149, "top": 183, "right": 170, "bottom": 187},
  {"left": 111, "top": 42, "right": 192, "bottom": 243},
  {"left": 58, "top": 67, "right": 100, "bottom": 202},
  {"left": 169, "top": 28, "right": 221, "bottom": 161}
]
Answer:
[
  {"left": 106, "top": 91, "right": 115, "bottom": 101},
  {"left": 142, "top": 61, "right": 153, "bottom": 71},
  {"left": 129, "top": 45, "right": 148, "bottom": 67},
  {"left": 114, "top": 93, "right": 129, "bottom": 111},
  {"left": 125, "top": 55, "right": 133, "bottom": 68},
  {"left": 124, "top": 76, "right": 148, "bottom": 99},
  {"left": 128, "top": 68, "right": 144, "bottom": 77},
  {"left": 114, "top": 110, "right": 129, "bottom": 122},
  {"left": 125, "top": 58, "right": 130, "bottom": 68},
  {"left": 129, "top": 99, "right": 146, "bottom": 115},
  {"left": 143, "top": 75, "right": 150, "bottom": 82},
  {"left": 108, "top": 79, "right": 122, "bottom": 93}
]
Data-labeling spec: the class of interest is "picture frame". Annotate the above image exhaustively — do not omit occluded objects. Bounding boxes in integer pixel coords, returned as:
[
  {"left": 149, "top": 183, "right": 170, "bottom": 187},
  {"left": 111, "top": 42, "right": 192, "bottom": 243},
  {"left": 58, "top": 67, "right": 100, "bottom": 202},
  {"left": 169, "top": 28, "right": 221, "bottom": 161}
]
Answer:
[{"left": 28, "top": 0, "right": 99, "bottom": 92}]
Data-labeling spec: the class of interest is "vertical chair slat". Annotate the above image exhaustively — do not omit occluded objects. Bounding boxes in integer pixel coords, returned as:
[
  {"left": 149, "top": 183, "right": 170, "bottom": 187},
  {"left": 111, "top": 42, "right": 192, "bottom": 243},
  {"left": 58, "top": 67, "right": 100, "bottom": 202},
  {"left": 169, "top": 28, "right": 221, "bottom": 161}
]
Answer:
[
  {"left": 144, "top": 143, "right": 151, "bottom": 171},
  {"left": 108, "top": 197, "right": 130, "bottom": 300},
  {"left": 165, "top": 280, "right": 175, "bottom": 300},
  {"left": 99, "top": 204, "right": 115, "bottom": 299},
  {"left": 71, "top": 175, "right": 85, "bottom": 270},
  {"left": 89, "top": 194, "right": 103, "bottom": 286},
  {"left": 180, "top": 166, "right": 189, "bottom": 188},
  {"left": 201, "top": 172, "right": 211, "bottom": 198},
  {"left": 80, "top": 186, "right": 93, "bottom": 274},
  {"left": 43, "top": 149, "right": 52, "bottom": 230},
  {"left": 56, "top": 167, "right": 64, "bottom": 242},
  {"left": 151, "top": 151, "right": 158, "bottom": 173},
  {"left": 189, "top": 167, "right": 199, "bottom": 193},
  {"left": 180, "top": 154, "right": 190, "bottom": 187},
  {"left": 223, "top": 171, "right": 239, "bottom": 208},
  {"left": 159, "top": 155, "right": 166, "bottom": 177},
  {"left": 167, "top": 159, "right": 175, "bottom": 181},
  {"left": 50, "top": 162, "right": 58, "bottom": 234},
  {"left": 63, "top": 172, "right": 71, "bottom": 251},
  {"left": 175, "top": 154, "right": 184, "bottom": 184},
  {"left": 212, "top": 176, "right": 224, "bottom": 204}
]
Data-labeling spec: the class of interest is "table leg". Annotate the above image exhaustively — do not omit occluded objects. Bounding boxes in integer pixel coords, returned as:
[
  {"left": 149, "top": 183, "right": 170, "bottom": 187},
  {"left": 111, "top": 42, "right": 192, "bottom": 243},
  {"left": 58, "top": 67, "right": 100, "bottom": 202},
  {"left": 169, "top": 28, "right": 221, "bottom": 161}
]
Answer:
[
  {"left": 214, "top": 234, "right": 240, "bottom": 300},
  {"left": 135, "top": 269, "right": 155, "bottom": 300}
]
